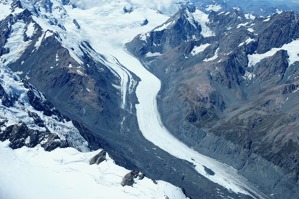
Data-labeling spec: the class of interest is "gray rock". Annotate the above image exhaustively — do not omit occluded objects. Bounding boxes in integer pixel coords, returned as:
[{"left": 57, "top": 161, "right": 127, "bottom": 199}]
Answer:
[
  {"left": 0, "top": 122, "right": 68, "bottom": 151},
  {"left": 89, "top": 150, "right": 106, "bottom": 165},
  {"left": 121, "top": 171, "right": 135, "bottom": 187}
]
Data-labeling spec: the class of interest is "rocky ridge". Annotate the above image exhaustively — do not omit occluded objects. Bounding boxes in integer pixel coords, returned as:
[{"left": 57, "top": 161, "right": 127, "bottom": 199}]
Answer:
[{"left": 127, "top": 5, "right": 299, "bottom": 199}]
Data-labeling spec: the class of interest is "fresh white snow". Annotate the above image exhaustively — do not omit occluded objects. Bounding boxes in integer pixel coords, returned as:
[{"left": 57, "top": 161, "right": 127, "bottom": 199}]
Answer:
[
  {"left": 248, "top": 38, "right": 299, "bottom": 67},
  {"left": 205, "top": 4, "right": 222, "bottom": 12},
  {"left": 25, "top": 22, "right": 36, "bottom": 38},
  {"left": 204, "top": 48, "right": 219, "bottom": 62},
  {"left": 154, "top": 20, "right": 174, "bottom": 31},
  {"left": 0, "top": 1, "right": 11, "bottom": 20},
  {"left": 71, "top": 0, "right": 185, "bottom": 15},
  {"left": 237, "top": 22, "right": 249, "bottom": 28},
  {"left": 191, "top": 43, "right": 211, "bottom": 56},
  {"left": 192, "top": 9, "right": 215, "bottom": 37},
  {"left": 1, "top": 21, "right": 31, "bottom": 64},
  {"left": 245, "top": 13, "right": 256, "bottom": 20},
  {"left": 247, "top": 28, "right": 255, "bottom": 33},
  {"left": 239, "top": 38, "right": 255, "bottom": 47},
  {"left": 0, "top": 141, "right": 187, "bottom": 199},
  {"left": 245, "top": 37, "right": 255, "bottom": 44},
  {"left": 145, "top": 52, "right": 162, "bottom": 57}
]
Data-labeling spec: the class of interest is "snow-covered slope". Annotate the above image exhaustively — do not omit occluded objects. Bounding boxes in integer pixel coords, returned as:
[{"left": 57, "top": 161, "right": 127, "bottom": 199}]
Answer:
[
  {"left": 0, "top": 141, "right": 187, "bottom": 199},
  {"left": 71, "top": 0, "right": 185, "bottom": 15}
]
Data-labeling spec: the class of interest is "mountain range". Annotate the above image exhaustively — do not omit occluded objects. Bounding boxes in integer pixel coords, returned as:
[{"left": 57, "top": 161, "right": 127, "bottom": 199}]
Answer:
[{"left": 0, "top": 0, "right": 299, "bottom": 198}]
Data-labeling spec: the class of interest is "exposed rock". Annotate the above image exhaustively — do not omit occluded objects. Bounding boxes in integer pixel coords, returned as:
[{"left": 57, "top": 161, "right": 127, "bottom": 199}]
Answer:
[
  {"left": 89, "top": 150, "right": 106, "bottom": 165},
  {"left": 256, "top": 11, "right": 299, "bottom": 53},
  {"left": 0, "top": 84, "right": 18, "bottom": 107},
  {"left": 123, "top": 5, "right": 133, "bottom": 14},
  {"left": 255, "top": 50, "right": 289, "bottom": 81},
  {"left": 121, "top": 171, "right": 135, "bottom": 187},
  {"left": 138, "top": 173, "right": 145, "bottom": 180},
  {"left": 203, "top": 166, "right": 215, "bottom": 176},
  {"left": 72, "top": 19, "right": 80, "bottom": 29},
  {"left": 0, "top": 122, "right": 68, "bottom": 151},
  {"left": 120, "top": 170, "right": 141, "bottom": 187},
  {"left": 126, "top": 7, "right": 299, "bottom": 199},
  {"left": 127, "top": 8, "right": 204, "bottom": 56},
  {"left": 26, "top": 84, "right": 64, "bottom": 120},
  {"left": 28, "top": 111, "right": 45, "bottom": 127}
]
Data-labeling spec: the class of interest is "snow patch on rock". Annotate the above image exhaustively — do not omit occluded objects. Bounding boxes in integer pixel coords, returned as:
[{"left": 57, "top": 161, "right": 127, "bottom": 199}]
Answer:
[
  {"left": 248, "top": 39, "right": 299, "bottom": 67},
  {"left": 192, "top": 9, "right": 215, "bottom": 37},
  {"left": 191, "top": 43, "right": 210, "bottom": 56}
]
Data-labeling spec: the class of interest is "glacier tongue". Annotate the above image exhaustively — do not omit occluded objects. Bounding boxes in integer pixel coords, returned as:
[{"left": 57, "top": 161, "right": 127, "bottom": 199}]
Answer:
[
  {"left": 0, "top": 0, "right": 270, "bottom": 198},
  {"left": 63, "top": 1, "right": 267, "bottom": 198}
]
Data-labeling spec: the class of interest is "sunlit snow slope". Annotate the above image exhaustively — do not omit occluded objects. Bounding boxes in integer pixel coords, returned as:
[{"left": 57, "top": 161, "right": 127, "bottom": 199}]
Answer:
[{"left": 0, "top": 141, "right": 187, "bottom": 199}]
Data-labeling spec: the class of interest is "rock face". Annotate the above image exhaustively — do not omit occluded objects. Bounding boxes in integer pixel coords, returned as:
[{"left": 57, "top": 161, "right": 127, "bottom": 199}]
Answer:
[
  {"left": 1, "top": 3, "right": 246, "bottom": 199},
  {"left": 0, "top": 52, "right": 89, "bottom": 152},
  {"left": 2, "top": 0, "right": 299, "bottom": 198},
  {"left": 89, "top": 150, "right": 106, "bottom": 165},
  {"left": 0, "top": 122, "right": 68, "bottom": 151},
  {"left": 127, "top": 7, "right": 204, "bottom": 56},
  {"left": 127, "top": 6, "right": 299, "bottom": 199},
  {"left": 121, "top": 170, "right": 140, "bottom": 187}
]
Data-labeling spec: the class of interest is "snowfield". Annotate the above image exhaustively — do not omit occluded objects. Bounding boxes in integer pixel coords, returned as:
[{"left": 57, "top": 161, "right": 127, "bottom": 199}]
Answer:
[
  {"left": 0, "top": 141, "right": 187, "bottom": 199},
  {"left": 248, "top": 38, "right": 299, "bottom": 67}
]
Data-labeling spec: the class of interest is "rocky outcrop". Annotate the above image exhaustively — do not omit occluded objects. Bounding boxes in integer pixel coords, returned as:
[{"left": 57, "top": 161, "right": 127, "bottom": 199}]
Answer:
[
  {"left": 256, "top": 11, "right": 299, "bottom": 53},
  {"left": 127, "top": 7, "right": 204, "bottom": 56},
  {"left": 127, "top": 6, "right": 299, "bottom": 199},
  {"left": 121, "top": 170, "right": 139, "bottom": 187},
  {"left": 0, "top": 122, "right": 68, "bottom": 151},
  {"left": 0, "top": 84, "right": 18, "bottom": 107},
  {"left": 89, "top": 150, "right": 106, "bottom": 165}
]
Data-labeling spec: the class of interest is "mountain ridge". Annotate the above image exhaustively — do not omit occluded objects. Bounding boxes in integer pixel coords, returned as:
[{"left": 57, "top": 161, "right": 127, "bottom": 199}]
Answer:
[{"left": 1, "top": 0, "right": 299, "bottom": 198}]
